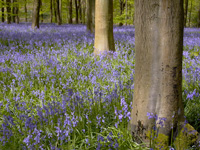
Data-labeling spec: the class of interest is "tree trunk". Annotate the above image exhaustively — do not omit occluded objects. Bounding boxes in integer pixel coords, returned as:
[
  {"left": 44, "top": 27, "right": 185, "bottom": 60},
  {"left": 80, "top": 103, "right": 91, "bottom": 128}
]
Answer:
[
  {"left": 189, "top": 0, "right": 192, "bottom": 27},
  {"left": 75, "top": 0, "right": 78, "bottom": 24},
  {"left": 78, "top": 0, "right": 82, "bottom": 23},
  {"left": 56, "top": 0, "right": 62, "bottom": 25},
  {"left": 15, "top": 0, "right": 19, "bottom": 23},
  {"left": 130, "top": 0, "right": 185, "bottom": 146},
  {"left": 86, "top": 0, "right": 95, "bottom": 33},
  {"left": 40, "top": 0, "right": 43, "bottom": 23},
  {"left": 12, "top": 0, "right": 15, "bottom": 23},
  {"left": 94, "top": 0, "right": 115, "bottom": 55},
  {"left": 2, "top": 0, "right": 5, "bottom": 22},
  {"left": 53, "top": 0, "right": 57, "bottom": 23},
  {"left": 6, "top": 0, "right": 11, "bottom": 24},
  {"left": 32, "top": 0, "right": 40, "bottom": 29},
  {"left": 198, "top": 3, "right": 200, "bottom": 27},
  {"left": 68, "top": 0, "right": 72, "bottom": 24},
  {"left": 184, "top": 0, "right": 189, "bottom": 27},
  {"left": 50, "top": 0, "right": 52, "bottom": 23},
  {"left": 59, "top": 0, "right": 62, "bottom": 23},
  {"left": 82, "top": 0, "right": 86, "bottom": 24},
  {"left": 119, "top": 0, "right": 125, "bottom": 26},
  {"left": 125, "top": 0, "right": 128, "bottom": 25},
  {"left": 24, "top": 0, "right": 27, "bottom": 22}
]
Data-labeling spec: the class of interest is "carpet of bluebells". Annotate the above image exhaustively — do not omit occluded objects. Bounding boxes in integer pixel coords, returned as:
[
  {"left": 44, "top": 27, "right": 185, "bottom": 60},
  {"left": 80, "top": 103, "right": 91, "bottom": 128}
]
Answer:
[{"left": 0, "top": 23, "right": 200, "bottom": 150}]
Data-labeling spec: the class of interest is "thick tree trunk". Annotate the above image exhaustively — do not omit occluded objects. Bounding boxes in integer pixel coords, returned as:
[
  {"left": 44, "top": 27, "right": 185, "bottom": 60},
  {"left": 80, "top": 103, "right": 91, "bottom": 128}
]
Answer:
[
  {"left": 86, "top": 0, "right": 95, "bottom": 33},
  {"left": 24, "top": 0, "right": 27, "bottom": 22},
  {"left": 56, "top": 0, "right": 62, "bottom": 25},
  {"left": 6, "top": 0, "right": 11, "bottom": 24},
  {"left": 94, "top": 0, "right": 115, "bottom": 55},
  {"left": 75, "top": 0, "right": 78, "bottom": 24},
  {"left": 50, "top": 0, "right": 52, "bottom": 23},
  {"left": 2, "top": 0, "right": 5, "bottom": 22},
  {"left": 32, "top": 0, "right": 40, "bottom": 29},
  {"left": 68, "top": 0, "right": 72, "bottom": 24},
  {"left": 184, "top": 0, "right": 188, "bottom": 27},
  {"left": 130, "top": 0, "right": 185, "bottom": 145}
]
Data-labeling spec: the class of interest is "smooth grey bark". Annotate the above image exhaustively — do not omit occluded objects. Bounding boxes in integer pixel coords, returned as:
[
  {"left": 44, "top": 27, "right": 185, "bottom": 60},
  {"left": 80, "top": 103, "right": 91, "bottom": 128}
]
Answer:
[
  {"left": 2, "top": 0, "right": 5, "bottom": 22},
  {"left": 68, "top": 0, "right": 72, "bottom": 24},
  {"left": 184, "top": 0, "right": 189, "bottom": 27},
  {"left": 32, "top": 0, "right": 40, "bottom": 29},
  {"left": 86, "top": 0, "right": 95, "bottom": 33},
  {"left": 94, "top": 0, "right": 115, "bottom": 55},
  {"left": 130, "top": 0, "right": 185, "bottom": 145},
  {"left": 6, "top": 0, "right": 11, "bottom": 24}
]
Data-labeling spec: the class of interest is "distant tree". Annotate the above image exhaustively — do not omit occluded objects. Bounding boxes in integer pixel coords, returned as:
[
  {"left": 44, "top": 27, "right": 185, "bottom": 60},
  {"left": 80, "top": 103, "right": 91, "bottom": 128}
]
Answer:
[
  {"left": 130, "top": 0, "right": 186, "bottom": 147},
  {"left": 24, "top": 0, "right": 27, "bottom": 22},
  {"left": 68, "top": 0, "right": 72, "bottom": 24},
  {"left": 56, "top": 0, "right": 62, "bottom": 25},
  {"left": 12, "top": 0, "right": 16, "bottom": 23},
  {"left": 6, "top": 0, "right": 11, "bottom": 24},
  {"left": 40, "top": 0, "right": 43, "bottom": 23},
  {"left": 184, "top": 0, "right": 189, "bottom": 27},
  {"left": 15, "top": 0, "right": 19, "bottom": 23},
  {"left": 75, "top": 0, "right": 78, "bottom": 23},
  {"left": 119, "top": 0, "right": 125, "bottom": 26},
  {"left": 94, "top": 0, "right": 115, "bottom": 55},
  {"left": 198, "top": 3, "right": 200, "bottom": 27},
  {"left": 2, "top": 0, "right": 5, "bottom": 22},
  {"left": 189, "top": 0, "right": 193, "bottom": 27},
  {"left": 32, "top": 0, "right": 41, "bottom": 29},
  {"left": 86, "top": 0, "right": 95, "bottom": 33},
  {"left": 78, "top": 0, "right": 82, "bottom": 23},
  {"left": 50, "top": 0, "right": 52, "bottom": 23},
  {"left": 82, "top": 0, "right": 86, "bottom": 24}
]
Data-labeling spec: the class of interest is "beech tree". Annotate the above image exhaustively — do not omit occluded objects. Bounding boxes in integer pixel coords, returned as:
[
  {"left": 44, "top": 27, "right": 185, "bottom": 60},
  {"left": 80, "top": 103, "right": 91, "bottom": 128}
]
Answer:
[
  {"left": 94, "top": 0, "right": 115, "bottom": 55},
  {"left": 184, "top": 0, "right": 189, "bottom": 27},
  {"left": 68, "top": 0, "right": 72, "bottom": 24},
  {"left": 86, "top": 0, "right": 95, "bottom": 33},
  {"left": 2, "top": 0, "right": 5, "bottom": 22},
  {"left": 6, "top": 0, "right": 11, "bottom": 24},
  {"left": 56, "top": 0, "right": 62, "bottom": 25},
  {"left": 130, "top": 0, "right": 186, "bottom": 146},
  {"left": 32, "top": 0, "right": 40, "bottom": 29}
]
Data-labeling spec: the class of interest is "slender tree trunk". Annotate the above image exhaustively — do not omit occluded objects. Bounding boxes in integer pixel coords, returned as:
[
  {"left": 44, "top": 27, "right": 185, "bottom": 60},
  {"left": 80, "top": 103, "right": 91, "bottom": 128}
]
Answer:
[
  {"left": 75, "top": 0, "right": 78, "bottom": 24},
  {"left": 24, "top": 0, "right": 27, "bottom": 22},
  {"left": 40, "top": 0, "right": 43, "bottom": 23},
  {"left": 50, "top": 0, "right": 52, "bottom": 23},
  {"left": 94, "top": 0, "right": 115, "bottom": 55},
  {"left": 119, "top": 0, "right": 125, "bottom": 26},
  {"left": 198, "top": 3, "right": 200, "bottom": 27},
  {"left": 78, "top": 0, "right": 82, "bottom": 23},
  {"left": 86, "top": 0, "right": 95, "bottom": 33},
  {"left": 56, "top": 0, "right": 62, "bottom": 25},
  {"left": 6, "top": 0, "right": 11, "bottom": 24},
  {"left": 189, "top": 0, "right": 192, "bottom": 27},
  {"left": 184, "top": 0, "right": 189, "bottom": 27},
  {"left": 15, "top": 0, "right": 19, "bottom": 23},
  {"left": 125, "top": 0, "right": 128, "bottom": 25},
  {"left": 32, "top": 0, "right": 40, "bottom": 29},
  {"left": 130, "top": 0, "right": 185, "bottom": 147},
  {"left": 82, "top": 0, "right": 86, "bottom": 24},
  {"left": 12, "top": 0, "right": 15, "bottom": 23},
  {"left": 59, "top": 0, "right": 62, "bottom": 23},
  {"left": 2, "top": 0, "right": 5, "bottom": 22},
  {"left": 53, "top": 0, "right": 57, "bottom": 23},
  {"left": 68, "top": 0, "right": 72, "bottom": 24}
]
